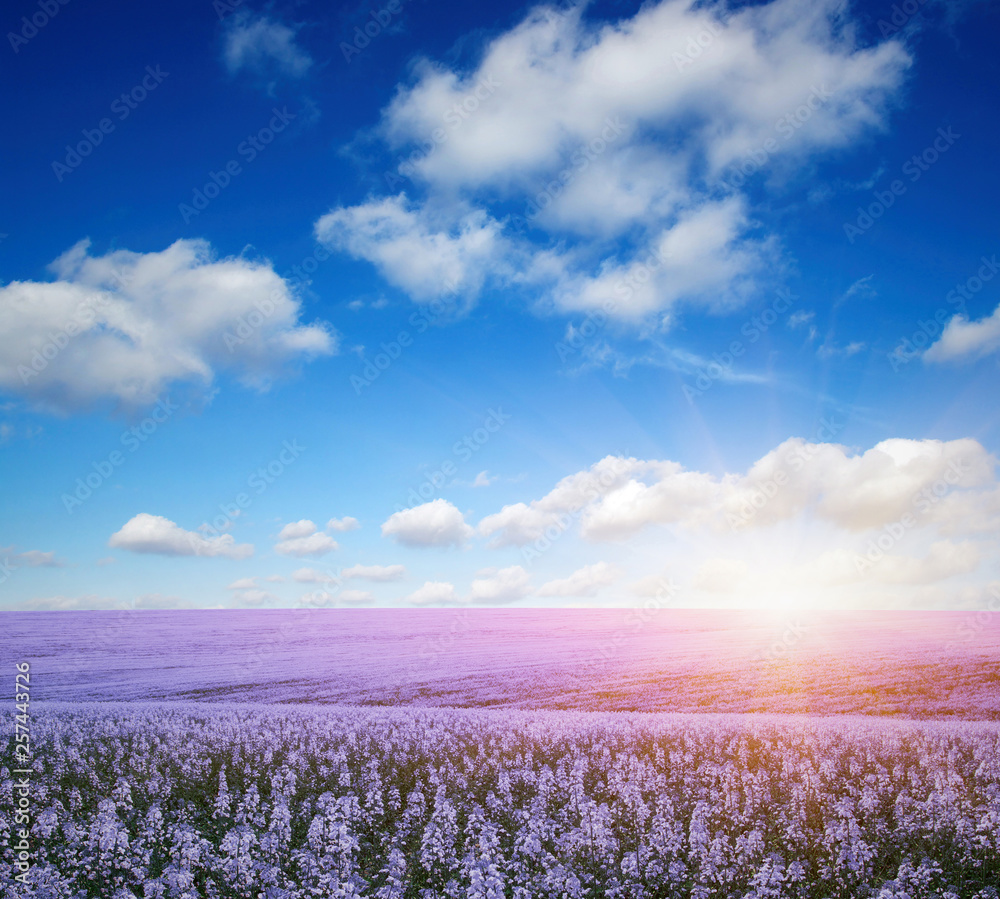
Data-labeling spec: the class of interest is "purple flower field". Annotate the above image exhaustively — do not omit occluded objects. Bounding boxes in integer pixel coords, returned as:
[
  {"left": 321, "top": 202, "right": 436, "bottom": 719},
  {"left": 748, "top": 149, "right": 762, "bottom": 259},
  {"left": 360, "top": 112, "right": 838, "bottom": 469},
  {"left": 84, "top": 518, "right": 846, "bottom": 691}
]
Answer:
[{"left": 3, "top": 609, "right": 1000, "bottom": 897}]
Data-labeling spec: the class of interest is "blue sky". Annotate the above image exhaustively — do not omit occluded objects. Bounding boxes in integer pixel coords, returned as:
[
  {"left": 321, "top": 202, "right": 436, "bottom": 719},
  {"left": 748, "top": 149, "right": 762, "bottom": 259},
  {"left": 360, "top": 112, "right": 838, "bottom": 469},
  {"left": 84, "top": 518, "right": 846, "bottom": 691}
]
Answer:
[{"left": 1, "top": 0, "right": 999, "bottom": 612}]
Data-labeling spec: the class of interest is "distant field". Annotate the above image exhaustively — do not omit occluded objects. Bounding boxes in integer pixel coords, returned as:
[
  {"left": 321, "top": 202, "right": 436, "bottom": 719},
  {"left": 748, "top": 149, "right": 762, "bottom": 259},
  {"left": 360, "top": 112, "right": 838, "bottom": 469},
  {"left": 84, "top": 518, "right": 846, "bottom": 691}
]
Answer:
[{"left": 3, "top": 608, "right": 998, "bottom": 717}]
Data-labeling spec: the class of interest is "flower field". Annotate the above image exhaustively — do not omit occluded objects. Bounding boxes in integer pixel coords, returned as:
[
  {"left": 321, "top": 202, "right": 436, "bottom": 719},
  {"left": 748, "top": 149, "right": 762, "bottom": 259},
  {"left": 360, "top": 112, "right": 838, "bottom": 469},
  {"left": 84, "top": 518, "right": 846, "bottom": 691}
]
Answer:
[{"left": 3, "top": 703, "right": 999, "bottom": 899}]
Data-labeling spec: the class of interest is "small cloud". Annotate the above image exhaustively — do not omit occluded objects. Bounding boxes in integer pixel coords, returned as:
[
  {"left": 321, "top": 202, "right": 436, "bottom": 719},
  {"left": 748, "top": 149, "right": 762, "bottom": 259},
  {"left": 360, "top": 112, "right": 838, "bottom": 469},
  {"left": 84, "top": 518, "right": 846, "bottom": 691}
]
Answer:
[
  {"left": 108, "top": 514, "right": 254, "bottom": 559},
  {"left": 381, "top": 499, "right": 474, "bottom": 548},
  {"left": 924, "top": 303, "right": 1000, "bottom": 364},
  {"left": 96, "top": 556, "right": 116, "bottom": 566},
  {"left": 226, "top": 577, "right": 258, "bottom": 590},
  {"left": 818, "top": 340, "right": 866, "bottom": 359},
  {"left": 223, "top": 12, "right": 312, "bottom": 80},
  {"left": 468, "top": 565, "right": 531, "bottom": 605},
  {"left": 405, "top": 581, "right": 459, "bottom": 605},
  {"left": 278, "top": 520, "right": 317, "bottom": 540},
  {"left": 840, "top": 274, "right": 877, "bottom": 304},
  {"left": 264, "top": 574, "right": 285, "bottom": 583},
  {"left": 787, "top": 310, "right": 815, "bottom": 330},
  {"left": 326, "top": 516, "right": 360, "bottom": 532},
  {"left": 275, "top": 520, "right": 338, "bottom": 557}
]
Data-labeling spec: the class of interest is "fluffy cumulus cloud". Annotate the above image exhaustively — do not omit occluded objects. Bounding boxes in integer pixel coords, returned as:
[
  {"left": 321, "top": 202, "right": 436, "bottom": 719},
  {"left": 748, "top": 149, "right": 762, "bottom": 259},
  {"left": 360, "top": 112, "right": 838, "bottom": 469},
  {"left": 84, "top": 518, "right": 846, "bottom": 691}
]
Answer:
[
  {"left": 924, "top": 304, "right": 1000, "bottom": 363},
  {"left": 481, "top": 438, "right": 996, "bottom": 547},
  {"left": 468, "top": 565, "right": 532, "bottom": 604},
  {"left": 474, "top": 436, "right": 1000, "bottom": 603},
  {"left": 0, "top": 239, "right": 334, "bottom": 413},
  {"left": 405, "top": 581, "right": 459, "bottom": 605},
  {"left": 318, "top": 0, "right": 909, "bottom": 321},
  {"left": 381, "top": 499, "right": 475, "bottom": 547},
  {"left": 315, "top": 196, "right": 505, "bottom": 304},
  {"left": 538, "top": 562, "right": 622, "bottom": 597},
  {"left": 223, "top": 12, "right": 312, "bottom": 79},
  {"left": 108, "top": 513, "right": 254, "bottom": 559},
  {"left": 274, "top": 521, "right": 339, "bottom": 557}
]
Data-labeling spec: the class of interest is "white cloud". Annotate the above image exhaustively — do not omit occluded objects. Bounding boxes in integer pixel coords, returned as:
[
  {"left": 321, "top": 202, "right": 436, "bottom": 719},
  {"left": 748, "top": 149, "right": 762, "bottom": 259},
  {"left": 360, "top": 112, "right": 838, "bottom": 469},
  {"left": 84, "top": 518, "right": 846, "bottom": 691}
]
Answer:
[
  {"left": 278, "top": 520, "right": 320, "bottom": 540},
  {"left": 542, "top": 198, "right": 769, "bottom": 319},
  {"left": 0, "top": 239, "right": 334, "bottom": 413},
  {"left": 339, "top": 588, "right": 376, "bottom": 606},
  {"left": 321, "top": 0, "right": 910, "bottom": 321},
  {"left": 327, "top": 516, "right": 361, "bottom": 532},
  {"left": 405, "top": 580, "right": 459, "bottom": 605},
  {"left": 342, "top": 563, "right": 406, "bottom": 581},
  {"left": 381, "top": 499, "right": 475, "bottom": 547},
  {"left": 480, "top": 437, "right": 997, "bottom": 546},
  {"left": 315, "top": 195, "right": 505, "bottom": 303},
  {"left": 538, "top": 561, "right": 621, "bottom": 597},
  {"left": 478, "top": 455, "right": 660, "bottom": 547},
  {"left": 274, "top": 520, "right": 339, "bottom": 557},
  {"left": 468, "top": 565, "right": 532, "bottom": 604},
  {"left": 109, "top": 513, "right": 254, "bottom": 559},
  {"left": 924, "top": 303, "right": 1000, "bottom": 363},
  {"left": 223, "top": 12, "right": 312, "bottom": 79}
]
